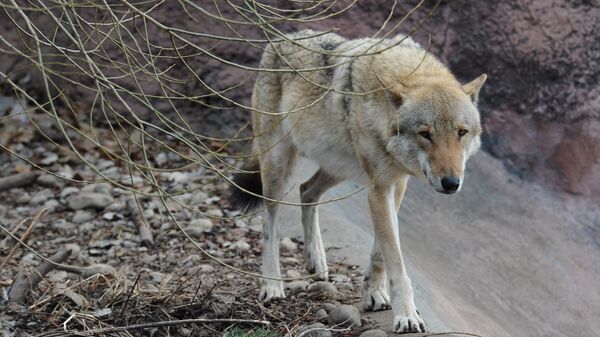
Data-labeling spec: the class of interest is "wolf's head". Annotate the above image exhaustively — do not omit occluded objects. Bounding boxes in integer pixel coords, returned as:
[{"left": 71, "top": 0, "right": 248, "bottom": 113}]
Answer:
[{"left": 383, "top": 74, "right": 487, "bottom": 194}]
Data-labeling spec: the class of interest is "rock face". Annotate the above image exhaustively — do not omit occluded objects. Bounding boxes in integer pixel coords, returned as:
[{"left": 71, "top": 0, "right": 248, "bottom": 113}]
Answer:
[{"left": 1, "top": 1, "right": 597, "bottom": 197}]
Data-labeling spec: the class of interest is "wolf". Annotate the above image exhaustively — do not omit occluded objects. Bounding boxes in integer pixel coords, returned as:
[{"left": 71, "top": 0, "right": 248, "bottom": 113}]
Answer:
[{"left": 229, "top": 30, "right": 486, "bottom": 333}]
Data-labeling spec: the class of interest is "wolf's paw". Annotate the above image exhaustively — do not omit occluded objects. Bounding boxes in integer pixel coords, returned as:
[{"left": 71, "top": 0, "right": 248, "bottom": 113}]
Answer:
[
  {"left": 392, "top": 310, "right": 426, "bottom": 334},
  {"left": 259, "top": 280, "right": 285, "bottom": 302},
  {"left": 362, "top": 287, "right": 391, "bottom": 311},
  {"left": 304, "top": 244, "right": 328, "bottom": 280}
]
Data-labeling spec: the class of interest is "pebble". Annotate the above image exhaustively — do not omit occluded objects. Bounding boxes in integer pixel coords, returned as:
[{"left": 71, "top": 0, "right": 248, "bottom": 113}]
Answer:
[
  {"left": 40, "top": 153, "right": 58, "bottom": 165},
  {"left": 30, "top": 189, "right": 53, "bottom": 205},
  {"left": 285, "top": 280, "right": 309, "bottom": 294},
  {"left": 297, "top": 323, "right": 332, "bottom": 337},
  {"left": 69, "top": 193, "right": 114, "bottom": 210},
  {"left": 60, "top": 187, "right": 79, "bottom": 199},
  {"left": 321, "top": 303, "right": 337, "bottom": 313},
  {"left": 330, "top": 274, "right": 351, "bottom": 283},
  {"left": 307, "top": 281, "right": 339, "bottom": 299},
  {"left": 44, "top": 199, "right": 60, "bottom": 213},
  {"left": 83, "top": 263, "right": 116, "bottom": 277},
  {"left": 316, "top": 308, "right": 328, "bottom": 321},
  {"left": 337, "top": 282, "right": 354, "bottom": 291},
  {"left": 191, "top": 191, "right": 209, "bottom": 205},
  {"left": 286, "top": 269, "right": 301, "bottom": 278},
  {"left": 205, "top": 208, "right": 223, "bottom": 218},
  {"left": 184, "top": 218, "right": 213, "bottom": 237},
  {"left": 359, "top": 329, "right": 387, "bottom": 337},
  {"left": 16, "top": 192, "right": 30, "bottom": 204},
  {"left": 105, "top": 202, "right": 125, "bottom": 212},
  {"left": 54, "top": 220, "right": 76, "bottom": 231},
  {"left": 81, "top": 183, "right": 112, "bottom": 195},
  {"left": 249, "top": 216, "right": 262, "bottom": 228},
  {"left": 72, "top": 210, "right": 95, "bottom": 224},
  {"left": 64, "top": 243, "right": 81, "bottom": 258},
  {"left": 103, "top": 212, "right": 120, "bottom": 221},
  {"left": 328, "top": 304, "right": 362, "bottom": 328},
  {"left": 280, "top": 237, "right": 298, "bottom": 253},
  {"left": 282, "top": 257, "right": 300, "bottom": 264},
  {"left": 230, "top": 240, "right": 251, "bottom": 251},
  {"left": 154, "top": 152, "right": 168, "bottom": 166},
  {"left": 37, "top": 174, "right": 60, "bottom": 187},
  {"left": 187, "top": 264, "right": 216, "bottom": 275},
  {"left": 149, "top": 271, "right": 170, "bottom": 283}
]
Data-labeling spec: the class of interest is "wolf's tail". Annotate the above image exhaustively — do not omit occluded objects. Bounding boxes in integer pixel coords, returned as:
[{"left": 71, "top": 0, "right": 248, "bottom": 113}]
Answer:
[{"left": 229, "top": 158, "right": 263, "bottom": 212}]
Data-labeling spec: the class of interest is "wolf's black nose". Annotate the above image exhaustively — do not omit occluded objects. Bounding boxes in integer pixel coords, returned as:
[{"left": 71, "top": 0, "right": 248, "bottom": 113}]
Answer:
[{"left": 441, "top": 176, "right": 460, "bottom": 192}]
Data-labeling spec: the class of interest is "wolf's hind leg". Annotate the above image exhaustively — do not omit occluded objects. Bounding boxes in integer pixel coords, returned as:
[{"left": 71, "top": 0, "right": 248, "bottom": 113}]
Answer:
[
  {"left": 362, "top": 238, "right": 391, "bottom": 311},
  {"left": 300, "top": 169, "right": 339, "bottom": 280},
  {"left": 258, "top": 145, "right": 296, "bottom": 302}
]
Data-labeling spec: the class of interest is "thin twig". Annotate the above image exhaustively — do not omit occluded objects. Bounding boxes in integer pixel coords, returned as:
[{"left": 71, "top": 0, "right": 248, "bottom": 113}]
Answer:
[
  {"left": 68, "top": 318, "right": 270, "bottom": 335},
  {"left": 0, "top": 208, "right": 47, "bottom": 272},
  {"left": 8, "top": 246, "right": 73, "bottom": 305}
]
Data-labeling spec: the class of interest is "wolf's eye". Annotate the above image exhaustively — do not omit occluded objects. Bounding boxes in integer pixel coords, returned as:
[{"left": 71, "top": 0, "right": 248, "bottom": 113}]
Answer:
[
  {"left": 418, "top": 130, "right": 432, "bottom": 141},
  {"left": 458, "top": 129, "right": 468, "bottom": 138}
]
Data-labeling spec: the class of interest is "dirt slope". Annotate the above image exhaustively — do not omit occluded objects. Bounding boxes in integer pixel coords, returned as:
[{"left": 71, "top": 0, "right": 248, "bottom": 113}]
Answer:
[{"left": 278, "top": 152, "right": 600, "bottom": 337}]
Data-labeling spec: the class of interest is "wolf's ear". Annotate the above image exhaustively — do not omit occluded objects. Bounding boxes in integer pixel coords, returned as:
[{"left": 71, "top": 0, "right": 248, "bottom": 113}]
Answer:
[
  {"left": 376, "top": 73, "right": 405, "bottom": 110},
  {"left": 462, "top": 74, "right": 487, "bottom": 104}
]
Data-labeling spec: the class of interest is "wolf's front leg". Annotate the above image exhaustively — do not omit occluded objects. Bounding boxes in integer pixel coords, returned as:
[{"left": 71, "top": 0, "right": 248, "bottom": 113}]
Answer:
[{"left": 367, "top": 183, "right": 425, "bottom": 333}]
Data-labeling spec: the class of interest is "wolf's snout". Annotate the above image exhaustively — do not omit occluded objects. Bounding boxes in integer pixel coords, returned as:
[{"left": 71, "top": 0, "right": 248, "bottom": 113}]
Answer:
[{"left": 441, "top": 176, "right": 460, "bottom": 193}]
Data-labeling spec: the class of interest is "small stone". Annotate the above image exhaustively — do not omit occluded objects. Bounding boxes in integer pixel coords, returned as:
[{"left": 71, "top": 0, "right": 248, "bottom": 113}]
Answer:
[
  {"left": 316, "top": 308, "right": 328, "bottom": 321},
  {"left": 359, "top": 329, "right": 387, "bottom": 337},
  {"left": 60, "top": 187, "right": 79, "bottom": 199},
  {"left": 321, "top": 303, "right": 337, "bottom": 313},
  {"left": 328, "top": 304, "right": 361, "bottom": 328},
  {"left": 69, "top": 193, "right": 114, "bottom": 210},
  {"left": 297, "top": 323, "right": 332, "bottom": 337},
  {"left": 44, "top": 199, "right": 60, "bottom": 213},
  {"left": 16, "top": 192, "right": 30, "bottom": 204},
  {"left": 149, "top": 271, "right": 170, "bottom": 284},
  {"left": 181, "top": 254, "right": 204, "bottom": 267},
  {"left": 81, "top": 183, "right": 112, "bottom": 195},
  {"left": 280, "top": 237, "right": 298, "bottom": 253},
  {"left": 187, "top": 264, "right": 215, "bottom": 275},
  {"left": 230, "top": 240, "right": 251, "bottom": 251},
  {"left": 83, "top": 263, "right": 116, "bottom": 277},
  {"left": 286, "top": 269, "right": 301, "bottom": 278},
  {"left": 191, "top": 191, "right": 209, "bottom": 205},
  {"left": 103, "top": 212, "right": 118, "bottom": 221},
  {"left": 307, "top": 281, "right": 339, "bottom": 298},
  {"left": 205, "top": 208, "right": 223, "bottom": 218},
  {"left": 184, "top": 218, "right": 213, "bottom": 237},
  {"left": 285, "top": 280, "right": 309, "bottom": 294},
  {"left": 105, "top": 202, "right": 125, "bottom": 212},
  {"left": 72, "top": 210, "right": 95, "bottom": 224},
  {"left": 30, "top": 189, "right": 53, "bottom": 205},
  {"left": 164, "top": 172, "right": 188, "bottom": 183},
  {"left": 282, "top": 257, "right": 300, "bottom": 264},
  {"left": 40, "top": 153, "right": 58, "bottom": 165},
  {"left": 249, "top": 216, "right": 263, "bottom": 231},
  {"left": 154, "top": 152, "right": 168, "bottom": 166},
  {"left": 337, "top": 282, "right": 354, "bottom": 291},
  {"left": 37, "top": 174, "right": 60, "bottom": 187},
  {"left": 141, "top": 254, "right": 157, "bottom": 264},
  {"left": 54, "top": 220, "right": 75, "bottom": 231},
  {"left": 330, "top": 274, "right": 351, "bottom": 283}
]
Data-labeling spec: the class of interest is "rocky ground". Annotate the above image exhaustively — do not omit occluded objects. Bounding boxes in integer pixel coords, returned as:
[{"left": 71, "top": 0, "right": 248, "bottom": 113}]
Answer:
[{"left": 0, "top": 119, "right": 396, "bottom": 337}]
